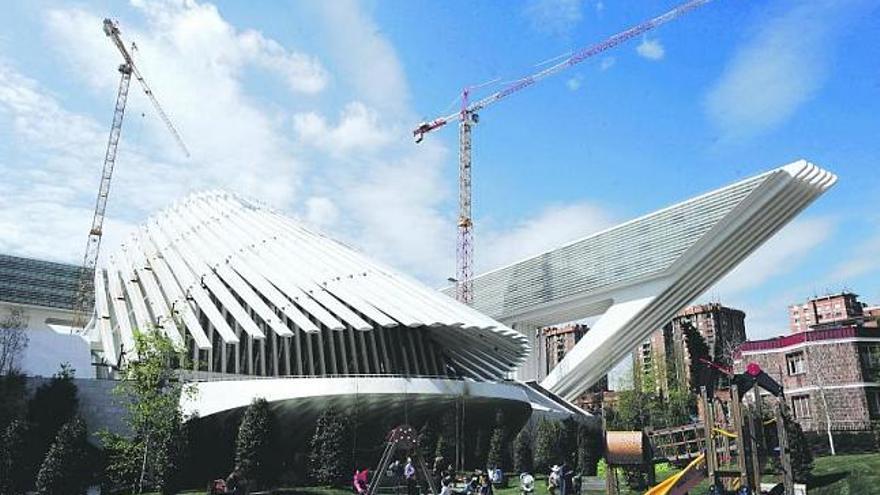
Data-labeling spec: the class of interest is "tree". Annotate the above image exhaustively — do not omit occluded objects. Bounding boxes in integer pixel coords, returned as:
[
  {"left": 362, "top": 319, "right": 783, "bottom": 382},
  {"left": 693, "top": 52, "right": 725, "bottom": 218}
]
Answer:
[
  {"left": 576, "top": 423, "right": 602, "bottom": 476},
  {"left": 560, "top": 418, "right": 579, "bottom": 467},
  {"left": 486, "top": 410, "right": 509, "bottom": 470},
  {"left": 780, "top": 411, "right": 813, "bottom": 483},
  {"left": 682, "top": 322, "right": 711, "bottom": 393},
  {"left": 235, "top": 397, "right": 276, "bottom": 489},
  {"left": 0, "top": 419, "right": 29, "bottom": 494},
  {"left": 27, "top": 364, "right": 79, "bottom": 478},
  {"left": 513, "top": 428, "right": 533, "bottom": 474},
  {"left": 34, "top": 417, "right": 90, "bottom": 495},
  {"left": 309, "top": 407, "right": 349, "bottom": 486},
  {"left": 100, "top": 330, "right": 194, "bottom": 495},
  {"left": 435, "top": 410, "right": 457, "bottom": 467},
  {"left": 533, "top": 419, "right": 563, "bottom": 473},
  {"left": 0, "top": 308, "right": 28, "bottom": 375},
  {"left": 0, "top": 371, "right": 27, "bottom": 432}
]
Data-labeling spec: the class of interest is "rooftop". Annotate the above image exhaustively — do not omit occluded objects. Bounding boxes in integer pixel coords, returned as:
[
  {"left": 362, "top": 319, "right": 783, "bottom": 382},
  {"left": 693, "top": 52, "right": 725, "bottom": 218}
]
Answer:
[{"left": 0, "top": 254, "right": 84, "bottom": 311}]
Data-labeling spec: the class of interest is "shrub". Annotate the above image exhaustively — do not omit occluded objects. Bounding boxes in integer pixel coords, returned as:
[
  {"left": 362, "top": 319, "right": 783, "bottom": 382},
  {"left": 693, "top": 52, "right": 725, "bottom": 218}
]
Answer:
[
  {"left": 35, "top": 417, "right": 90, "bottom": 495},
  {"left": 309, "top": 407, "right": 349, "bottom": 485},
  {"left": 235, "top": 398, "right": 277, "bottom": 488},
  {"left": 0, "top": 419, "right": 29, "bottom": 494},
  {"left": 513, "top": 428, "right": 533, "bottom": 474}
]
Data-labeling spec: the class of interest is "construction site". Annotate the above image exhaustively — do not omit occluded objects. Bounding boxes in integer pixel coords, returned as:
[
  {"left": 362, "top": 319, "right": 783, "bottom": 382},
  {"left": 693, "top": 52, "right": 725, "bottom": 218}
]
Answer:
[{"left": 0, "top": 1, "right": 877, "bottom": 494}]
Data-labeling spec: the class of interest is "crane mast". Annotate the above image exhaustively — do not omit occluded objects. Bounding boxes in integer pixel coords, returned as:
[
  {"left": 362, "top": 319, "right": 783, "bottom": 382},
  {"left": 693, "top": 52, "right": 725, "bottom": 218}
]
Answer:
[
  {"left": 70, "top": 19, "right": 188, "bottom": 331},
  {"left": 414, "top": 0, "right": 710, "bottom": 305}
]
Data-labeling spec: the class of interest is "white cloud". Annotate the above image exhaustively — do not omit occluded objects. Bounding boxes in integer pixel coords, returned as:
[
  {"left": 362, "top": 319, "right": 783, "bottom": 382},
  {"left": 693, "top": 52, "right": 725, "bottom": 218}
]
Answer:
[
  {"left": 636, "top": 38, "right": 665, "bottom": 61},
  {"left": 293, "top": 102, "right": 393, "bottom": 155},
  {"left": 600, "top": 57, "right": 615, "bottom": 71},
  {"left": 479, "top": 202, "right": 616, "bottom": 272},
  {"left": 565, "top": 75, "right": 583, "bottom": 91},
  {"left": 703, "top": 1, "right": 860, "bottom": 140},
  {"left": 309, "top": 1, "right": 411, "bottom": 118},
  {"left": 709, "top": 216, "right": 836, "bottom": 296},
  {"left": 304, "top": 196, "right": 340, "bottom": 229},
  {"left": 523, "top": 0, "right": 584, "bottom": 36}
]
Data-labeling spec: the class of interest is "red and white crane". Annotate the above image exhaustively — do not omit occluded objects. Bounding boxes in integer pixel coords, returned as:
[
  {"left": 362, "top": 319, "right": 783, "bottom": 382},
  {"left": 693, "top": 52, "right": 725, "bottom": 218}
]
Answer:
[
  {"left": 414, "top": 0, "right": 711, "bottom": 305},
  {"left": 71, "top": 19, "right": 189, "bottom": 331}
]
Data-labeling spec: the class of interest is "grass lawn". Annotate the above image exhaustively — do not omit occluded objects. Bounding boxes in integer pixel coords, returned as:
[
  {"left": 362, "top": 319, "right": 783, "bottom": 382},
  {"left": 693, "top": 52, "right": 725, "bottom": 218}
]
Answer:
[{"left": 139, "top": 452, "right": 880, "bottom": 494}]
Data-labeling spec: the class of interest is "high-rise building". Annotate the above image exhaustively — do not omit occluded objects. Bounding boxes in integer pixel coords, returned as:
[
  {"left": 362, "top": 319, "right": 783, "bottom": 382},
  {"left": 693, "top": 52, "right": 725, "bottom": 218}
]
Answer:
[
  {"left": 634, "top": 303, "right": 746, "bottom": 393},
  {"left": 788, "top": 292, "right": 865, "bottom": 333},
  {"left": 542, "top": 324, "right": 589, "bottom": 376}
]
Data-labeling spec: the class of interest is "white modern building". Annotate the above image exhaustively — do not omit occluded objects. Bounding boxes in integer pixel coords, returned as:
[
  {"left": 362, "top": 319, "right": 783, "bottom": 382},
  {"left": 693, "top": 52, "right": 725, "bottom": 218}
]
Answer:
[
  {"left": 1, "top": 160, "right": 836, "bottom": 450},
  {"left": 453, "top": 160, "right": 836, "bottom": 401},
  {"left": 0, "top": 254, "right": 93, "bottom": 377}
]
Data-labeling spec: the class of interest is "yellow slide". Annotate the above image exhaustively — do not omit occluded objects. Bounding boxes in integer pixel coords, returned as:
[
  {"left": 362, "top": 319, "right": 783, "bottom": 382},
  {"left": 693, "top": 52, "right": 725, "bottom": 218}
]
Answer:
[{"left": 644, "top": 453, "right": 707, "bottom": 495}]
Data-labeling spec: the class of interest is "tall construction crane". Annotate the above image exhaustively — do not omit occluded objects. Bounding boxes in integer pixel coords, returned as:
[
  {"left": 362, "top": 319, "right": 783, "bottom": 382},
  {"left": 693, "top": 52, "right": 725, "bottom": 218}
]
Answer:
[
  {"left": 71, "top": 19, "right": 190, "bottom": 331},
  {"left": 414, "top": 0, "right": 711, "bottom": 305}
]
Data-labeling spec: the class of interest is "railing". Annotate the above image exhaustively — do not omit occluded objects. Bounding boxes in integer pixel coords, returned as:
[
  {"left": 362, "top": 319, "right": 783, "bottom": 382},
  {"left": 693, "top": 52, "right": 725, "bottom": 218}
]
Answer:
[{"left": 180, "top": 370, "right": 517, "bottom": 383}]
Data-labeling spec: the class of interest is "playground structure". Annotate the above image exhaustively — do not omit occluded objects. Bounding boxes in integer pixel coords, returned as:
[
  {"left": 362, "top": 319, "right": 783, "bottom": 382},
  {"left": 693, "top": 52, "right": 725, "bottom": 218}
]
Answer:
[
  {"left": 603, "top": 362, "right": 797, "bottom": 495},
  {"left": 369, "top": 425, "right": 437, "bottom": 495}
]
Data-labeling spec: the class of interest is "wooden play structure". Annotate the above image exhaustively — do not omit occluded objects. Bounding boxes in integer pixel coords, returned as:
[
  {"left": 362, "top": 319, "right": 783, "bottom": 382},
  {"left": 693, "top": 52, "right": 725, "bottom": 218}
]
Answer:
[
  {"left": 606, "top": 362, "right": 797, "bottom": 495},
  {"left": 369, "top": 425, "right": 437, "bottom": 495}
]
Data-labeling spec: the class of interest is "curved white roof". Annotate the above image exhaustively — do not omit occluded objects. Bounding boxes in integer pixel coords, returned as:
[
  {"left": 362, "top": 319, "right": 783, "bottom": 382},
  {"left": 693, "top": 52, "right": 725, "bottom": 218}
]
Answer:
[{"left": 93, "top": 191, "right": 528, "bottom": 380}]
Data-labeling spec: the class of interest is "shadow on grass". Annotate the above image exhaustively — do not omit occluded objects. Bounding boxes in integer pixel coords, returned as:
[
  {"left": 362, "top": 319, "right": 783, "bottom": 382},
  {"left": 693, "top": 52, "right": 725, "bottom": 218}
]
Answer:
[{"left": 809, "top": 470, "right": 850, "bottom": 489}]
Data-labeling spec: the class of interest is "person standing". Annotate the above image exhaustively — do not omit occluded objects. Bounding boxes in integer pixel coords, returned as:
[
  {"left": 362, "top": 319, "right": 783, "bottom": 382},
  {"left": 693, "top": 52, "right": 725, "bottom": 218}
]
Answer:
[{"left": 404, "top": 457, "right": 417, "bottom": 495}]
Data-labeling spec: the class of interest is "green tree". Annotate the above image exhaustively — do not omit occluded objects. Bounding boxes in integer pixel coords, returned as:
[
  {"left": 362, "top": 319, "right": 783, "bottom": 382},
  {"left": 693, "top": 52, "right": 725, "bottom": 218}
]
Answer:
[
  {"left": 0, "top": 419, "right": 29, "bottom": 494},
  {"left": 780, "top": 411, "right": 813, "bottom": 483},
  {"left": 0, "top": 371, "right": 27, "bottom": 434},
  {"left": 100, "top": 330, "right": 194, "bottom": 495},
  {"left": 34, "top": 417, "right": 90, "bottom": 495},
  {"left": 513, "top": 428, "right": 533, "bottom": 474},
  {"left": 576, "top": 423, "right": 602, "bottom": 476},
  {"left": 27, "top": 364, "right": 79, "bottom": 479},
  {"left": 486, "top": 410, "right": 509, "bottom": 470},
  {"left": 533, "top": 419, "right": 563, "bottom": 473},
  {"left": 435, "top": 410, "right": 456, "bottom": 467},
  {"left": 682, "top": 322, "right": 711, "bottom": 392},
  {"left": 235, "top": 397, "right": 276, "bottom": 489},
  {"left": 309, "top": 407, "right": 349, "bottom": 486},
  {"left": 560, "top": 418, "right": 579, "bottom": 467}
]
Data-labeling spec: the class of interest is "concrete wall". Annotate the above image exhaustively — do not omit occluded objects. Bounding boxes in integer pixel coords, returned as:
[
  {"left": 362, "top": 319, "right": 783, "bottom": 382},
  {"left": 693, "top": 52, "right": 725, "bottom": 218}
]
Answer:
[
  {"left": 25, "top": 377, "right": 128, "bottom": 441},
  {"left": 1, "top": 302, "right": 94, "bottom": 378}
]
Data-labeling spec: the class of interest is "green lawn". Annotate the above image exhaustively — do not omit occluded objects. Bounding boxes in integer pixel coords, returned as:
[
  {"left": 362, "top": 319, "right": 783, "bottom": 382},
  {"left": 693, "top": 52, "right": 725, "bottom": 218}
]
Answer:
[{"left": 140, "top": 452, "right": 880, "bottom": 494}]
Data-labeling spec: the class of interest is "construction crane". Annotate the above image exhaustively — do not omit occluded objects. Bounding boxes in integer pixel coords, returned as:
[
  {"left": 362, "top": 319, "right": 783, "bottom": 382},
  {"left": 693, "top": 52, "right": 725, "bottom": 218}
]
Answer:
[
  {"left": 70, "top": 19, "right": 190, "bottom": 332},
  {"left": 414, "top": 0, "right": 711, "bottom": 305}
]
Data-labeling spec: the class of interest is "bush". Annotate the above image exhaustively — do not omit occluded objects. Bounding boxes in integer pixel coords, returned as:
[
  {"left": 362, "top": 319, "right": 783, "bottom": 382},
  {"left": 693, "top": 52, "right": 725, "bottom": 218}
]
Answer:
[
  {"left": 781, "top": 411, "right": 813, "bottom": 483},
  {"left": 236, "top": 398, "right": 276, "bottom": 489},
  {"left": 486, "top": 410, "right": 510, "bottom": 470},
  {"left": 27, "top": 364, "right": 79, "bottom": 476},
  {"left": 35, "top": 417, "right": 90, "bottom": 495},
  {"left": 533, "top": 419, "right": 563, "bottom": 473},
  {"left": 576, "top": 423, "right": 602, "bottom": 476},
  {"left": 513, "top": 428, "right": 533, "bottom": 474},
  {"left": 0, "top": 419, "right": 29, "bottom": 494},
  {"left": 309, "top": 408, "right": 349, "bottom": 486}
]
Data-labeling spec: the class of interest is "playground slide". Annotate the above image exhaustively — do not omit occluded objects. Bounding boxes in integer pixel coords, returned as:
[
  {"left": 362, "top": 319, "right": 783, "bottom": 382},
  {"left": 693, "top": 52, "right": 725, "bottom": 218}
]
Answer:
[{"left": 644, "top": 453, "right": 707, "bottom": 495}]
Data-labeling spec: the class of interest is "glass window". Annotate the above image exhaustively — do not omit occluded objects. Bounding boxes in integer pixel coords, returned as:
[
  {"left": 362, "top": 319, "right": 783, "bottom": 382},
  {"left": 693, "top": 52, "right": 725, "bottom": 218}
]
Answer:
[
  {"left": 786, "top": 351, "right": 806, "bottom": 375},
  {"left": 791, "top": 395, "right": 811, "bottom": 419}
]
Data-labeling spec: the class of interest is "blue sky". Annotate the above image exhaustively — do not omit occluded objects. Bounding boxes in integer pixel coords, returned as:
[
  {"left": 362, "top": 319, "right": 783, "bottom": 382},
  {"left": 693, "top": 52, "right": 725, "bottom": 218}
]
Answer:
[{"left": 0, "top": 0, "right": 878, "bottom": 340}]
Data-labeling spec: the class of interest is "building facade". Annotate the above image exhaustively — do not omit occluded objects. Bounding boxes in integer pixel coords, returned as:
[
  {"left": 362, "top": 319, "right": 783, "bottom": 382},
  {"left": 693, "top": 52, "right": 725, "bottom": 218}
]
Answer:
[
  {"left": 464, "top": 160, "right": 836, "bottom": 400},
  {"left": 788, "top": 292, "right": 866, "bottom": 333},
  {"left": 737, "top": 326, "right": 880, "bottom": 433},
  {"left": 634, "top": 303, "right": 746, "bottom": 393},
  {"left": 0, "top": 254, "right": 93, "bottom": 377}
]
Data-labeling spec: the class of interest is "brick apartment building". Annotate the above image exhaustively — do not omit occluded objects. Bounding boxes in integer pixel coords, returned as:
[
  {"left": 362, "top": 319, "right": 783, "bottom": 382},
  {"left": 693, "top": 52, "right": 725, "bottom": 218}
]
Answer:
[
  {"left": 535, "top": 324, "right": 609, "bottom": 413},
  {"left": 634, "top": 303, "right": 747, "bottom": 393},
  {"left": 736, "top": 326, "right": 880, "bottom": 434},
  {"left": 788, "top": 291, "right": 876, "bottom": 332}
]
